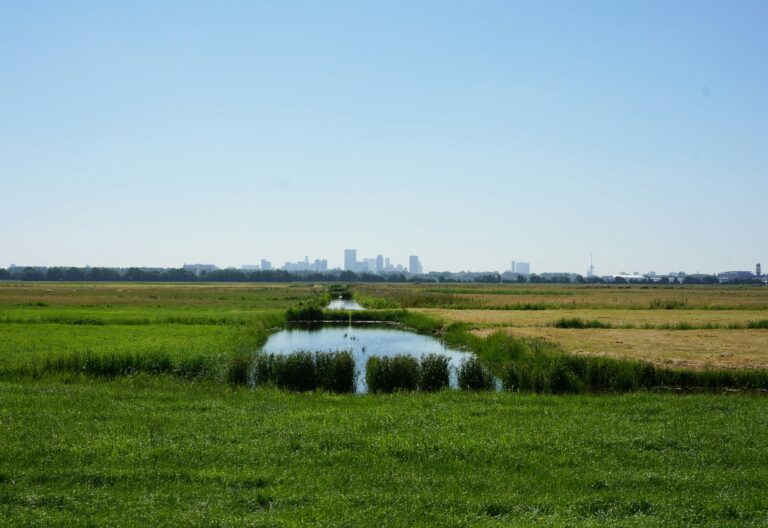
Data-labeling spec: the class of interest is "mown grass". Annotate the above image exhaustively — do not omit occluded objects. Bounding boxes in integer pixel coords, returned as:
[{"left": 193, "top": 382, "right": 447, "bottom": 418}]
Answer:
[{"left": 0, "top": 378, "right": 766, "bottom": 526}]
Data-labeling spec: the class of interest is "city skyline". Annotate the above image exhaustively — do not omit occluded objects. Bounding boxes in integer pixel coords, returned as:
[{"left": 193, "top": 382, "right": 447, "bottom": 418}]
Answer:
[{"left": 6, "top": 248, "right": 764, "bottom": 279}]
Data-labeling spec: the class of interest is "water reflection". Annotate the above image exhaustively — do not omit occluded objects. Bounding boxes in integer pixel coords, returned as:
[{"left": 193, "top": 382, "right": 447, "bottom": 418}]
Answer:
[
  {"left": 326, "top": 299, "right": 365, "bottom": 310},
  {"left": 260, "top": 324, "right": 472, "bottom": 392}
]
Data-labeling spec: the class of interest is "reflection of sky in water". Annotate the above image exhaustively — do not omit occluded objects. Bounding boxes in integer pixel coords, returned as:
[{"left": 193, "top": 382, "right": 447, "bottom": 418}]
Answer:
[
  {"left": 326, "top": 299, "right": 365, "bottom": 310},
  {"left": 261, "top": 325, "right": 473, "bottom": 392}
]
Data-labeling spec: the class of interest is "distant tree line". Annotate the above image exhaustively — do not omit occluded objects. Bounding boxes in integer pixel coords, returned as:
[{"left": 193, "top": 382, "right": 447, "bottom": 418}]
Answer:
[
  {"left": 0, "top": 267, "right": 413, "bottom": 283},
  {"left": 0, "top": 267, "right": 760, "bottom": 285}
]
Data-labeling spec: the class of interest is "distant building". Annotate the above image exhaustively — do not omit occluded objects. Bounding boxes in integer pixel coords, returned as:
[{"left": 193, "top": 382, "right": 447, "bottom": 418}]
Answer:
[
  {"left": 718, "top": 271, "right": 754, "bottom": 283},
  {"left": 409, "top": 255, "right": 423, "bottom": 275},
  {"left": 344, "top": 249, "right": 357, "bottom": 271},
  {"left": 376, "top": 255, "right": 384, "bottom": 274},
  {"left": 282, "top": 257, "right": 327, "bottom": 272},
  {"left": 514, "top": 261, "right": 530, "bottom": 275},
  {"left": 757, "top": 263, "right": 762, "bottom": 277},
  {"left": 241, "top": 265, "right": 260, "bottom": 270},
  {"left": 260, "top": 259, "right": 272, "bottom": 271}
]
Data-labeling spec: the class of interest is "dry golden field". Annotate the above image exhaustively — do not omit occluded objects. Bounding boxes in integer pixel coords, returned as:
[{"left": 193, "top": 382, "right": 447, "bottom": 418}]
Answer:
[
  {"left": 354, "top": 283, "right": 768, "bottom": 370},
  {"left": 415, "top": 308, "right": 768, "bottom": 328},
  {"left": 471, "top": 327, "right": 768, "bottom": 370}
]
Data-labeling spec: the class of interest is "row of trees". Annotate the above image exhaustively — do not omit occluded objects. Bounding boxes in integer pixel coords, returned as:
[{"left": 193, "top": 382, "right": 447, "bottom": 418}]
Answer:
[
  {"left": 0, "top": 267, "right": 413, "bottom": 283},
  {"left": 0, "top": 267, "right": 760, "bottom": 285}
]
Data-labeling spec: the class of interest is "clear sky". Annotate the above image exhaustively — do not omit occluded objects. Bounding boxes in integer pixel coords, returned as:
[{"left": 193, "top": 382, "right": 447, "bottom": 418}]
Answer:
[{"left": 2, "top": 1, "right": 766, "bottom": 275}]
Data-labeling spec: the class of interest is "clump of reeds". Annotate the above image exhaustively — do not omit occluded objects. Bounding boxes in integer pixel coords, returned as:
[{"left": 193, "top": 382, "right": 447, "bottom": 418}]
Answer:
[
  {"left": 253, "top": 351, "right": 355, "bottom": 393},
  {"left": 418, "top": 354, "right": 450, "bottom": 392},
  {"left": 366, "top": 355, "right": 420, "bottom": 393},
  {"left": 457, "top": 357, "right": 494, "bottom": 391},
  {"left": 315, "top": 351, "right": 356, "bottom": 393},
  {"left": 36, "top": 350, "right": 219, "bottom": 380},
  {"left": 226, "top": 352, "right": 252, "bottom": 386}
]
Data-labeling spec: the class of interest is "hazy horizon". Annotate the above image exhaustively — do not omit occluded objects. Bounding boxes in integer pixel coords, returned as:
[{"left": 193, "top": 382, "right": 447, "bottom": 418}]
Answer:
[{"left": 2, "top": 1, "right": 766, "bottom": 275}]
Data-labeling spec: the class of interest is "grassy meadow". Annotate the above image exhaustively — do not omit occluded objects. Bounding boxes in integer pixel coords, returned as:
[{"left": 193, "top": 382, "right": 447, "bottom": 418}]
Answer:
[{"left": 1, "top": 281, "right": 767, "bottom": 526}]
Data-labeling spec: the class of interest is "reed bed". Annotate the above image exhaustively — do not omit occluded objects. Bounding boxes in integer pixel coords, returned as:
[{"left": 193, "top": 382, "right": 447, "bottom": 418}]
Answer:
[{"left": 253, "top": 351, "right": 356, "bottom": 393}]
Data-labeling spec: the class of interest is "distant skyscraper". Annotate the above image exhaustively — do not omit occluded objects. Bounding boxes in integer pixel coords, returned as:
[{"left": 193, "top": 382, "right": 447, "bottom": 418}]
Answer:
[
  {"left": 344, "top": 249, "right": 357, "bottom": 271},
  {"left": 260, "top": 259, "right": 272, "bottom": 271},
  {"left": 758, "top": 263, "right": 762, "bottom": 277},
  {"left": 409, "top": 255, "right": 423, "bottom": 275},
  {"left": 376, "top": 255, "right": 384, "bottom": 274},
  {"left": 515, "top": 261, "right": 530, "bottom": 275},
  {"left": 385, "top": 257, "right": 391, "bottom": 269},
  {"left": 510, "top": 261, "right": 516, "bottom": 273}
]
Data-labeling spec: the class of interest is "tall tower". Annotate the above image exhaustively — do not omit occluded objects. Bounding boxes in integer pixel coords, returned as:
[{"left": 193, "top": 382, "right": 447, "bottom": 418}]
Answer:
[
  {"left": 587, "top": 254, "right": 596, "bottom": 278},
  {"left": 757, "top": 263, "right": 762, "bottom": 277},
  {"left": 344, "top": 249, "right": 357, "bottom": 271},
  {"left": 409, "top": 255, "right": 423, "bottom": 275}
]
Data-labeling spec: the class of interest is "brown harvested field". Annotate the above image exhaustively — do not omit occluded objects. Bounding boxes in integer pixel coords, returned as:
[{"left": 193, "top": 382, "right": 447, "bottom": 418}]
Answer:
[
  {"left": 415, "top": 308, "right": 768, "bottom": 328},
  {"left": 471, "top": 327, "right": 768, "bottom": 370}
]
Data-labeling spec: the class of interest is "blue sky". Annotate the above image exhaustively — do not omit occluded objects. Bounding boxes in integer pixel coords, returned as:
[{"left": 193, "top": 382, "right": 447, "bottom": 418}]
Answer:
[{"left": 1, "top": 1, "right": 766, "bottom": 274}]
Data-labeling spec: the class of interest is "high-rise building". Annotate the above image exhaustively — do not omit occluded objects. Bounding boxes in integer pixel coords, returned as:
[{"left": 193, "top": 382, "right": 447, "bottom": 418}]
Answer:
[
  {"left": 510, "top": 261, "right": 516, "bottom": 273},
  {"left": 376, "top": 255, "right": 384, "bottom": 274},
  {"left": 260, "top": 259, "right": 272, "bottom": 271},
  {"left": 409, "top": 255, "right": 423, "bottom": 275},
  {"left": 344, "top": 249, "right": 357, "bottom": 271},
  {"left": 515, "top": 261, "right": 530, "bottom": 275},
  {"left": 757, "top": 263, "right": 762, "bottom": 277}
]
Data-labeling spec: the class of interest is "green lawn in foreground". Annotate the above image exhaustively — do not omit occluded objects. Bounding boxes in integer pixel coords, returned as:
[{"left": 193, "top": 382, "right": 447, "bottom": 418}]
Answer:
[{"left": 1, "top": 378, "right": 766, "bottom": 527}]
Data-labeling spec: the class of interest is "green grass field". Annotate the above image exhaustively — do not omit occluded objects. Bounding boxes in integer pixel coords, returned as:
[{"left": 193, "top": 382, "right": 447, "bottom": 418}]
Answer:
[
  {"left": 1, "top": 282, "right": 767, "bottom": 526},
  {"left": 2, "top": 378, "right": 766, "bottom": 527}
]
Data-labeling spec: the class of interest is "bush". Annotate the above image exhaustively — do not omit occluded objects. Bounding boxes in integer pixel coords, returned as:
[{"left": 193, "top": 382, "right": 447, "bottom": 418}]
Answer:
[
  {"left": 285, "top": 301, "right": 325, "bottom": 322},
  {"left": 419, "top": 354, "right": 450, "bottom": 392},
  {"left": 366, "top": 355, "right": 420, "bottom": 393},
  {"left": 457, "top": 357, "right": 494, "bottom": 391}
]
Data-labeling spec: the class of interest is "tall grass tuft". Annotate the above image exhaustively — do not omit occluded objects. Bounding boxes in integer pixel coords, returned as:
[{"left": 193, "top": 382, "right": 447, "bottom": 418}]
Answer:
[
  {"left": 553, "top": 318, "right": 611, "bottom": 329},
  {"left": 273, "top": 352, "right": 317, "bottom": 391},
  {"left": 226, "top": 353, "right": 252, "bottom": 386},
  {"left": 457, "top": 357, "right": 494, "bottom": 391},
  {"left": 253, "top": 351, "right": 355, "bottom": 393},
  {"left": 366, "top": 356, "right": 420, "bottom": 393},
  {"left": 418, "top": 354, "right": 450, "bottom": 392},
  {"left": 315, "top": 351, "right": 356, "bottom": 393}
]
